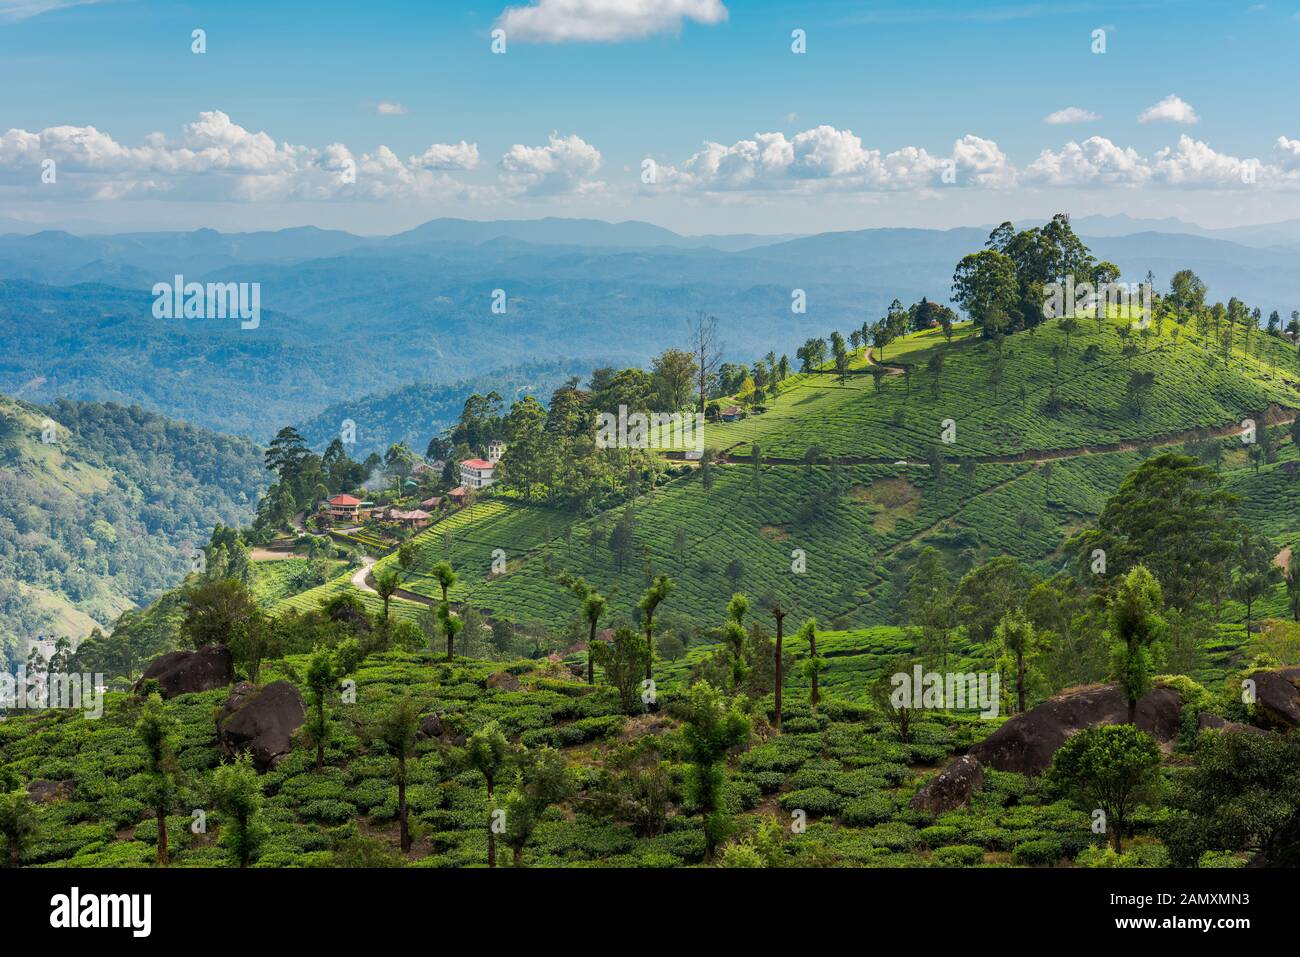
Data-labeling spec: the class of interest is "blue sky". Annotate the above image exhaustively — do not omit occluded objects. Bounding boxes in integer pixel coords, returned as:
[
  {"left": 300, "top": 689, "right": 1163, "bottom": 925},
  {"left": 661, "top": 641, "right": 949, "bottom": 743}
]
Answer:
[{"left": 3, "top": 0, "right": 1300, "bottom": 234}]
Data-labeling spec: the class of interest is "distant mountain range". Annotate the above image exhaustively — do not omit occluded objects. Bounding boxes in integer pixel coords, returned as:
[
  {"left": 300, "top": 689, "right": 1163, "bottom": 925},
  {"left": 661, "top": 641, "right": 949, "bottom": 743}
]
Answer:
[
  {"left": 1022, "top": 213, "right": 1300, "bottom": 250},
  {"left": 2, "top": 214, "right": 1298, "bottom": 444}
]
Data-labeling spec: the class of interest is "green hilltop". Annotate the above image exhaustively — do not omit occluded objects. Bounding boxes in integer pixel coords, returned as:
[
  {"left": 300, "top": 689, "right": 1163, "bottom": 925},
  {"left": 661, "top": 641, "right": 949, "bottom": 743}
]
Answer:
[{"left": 283, "top": 309, "right": 1300, "bottom": 691}]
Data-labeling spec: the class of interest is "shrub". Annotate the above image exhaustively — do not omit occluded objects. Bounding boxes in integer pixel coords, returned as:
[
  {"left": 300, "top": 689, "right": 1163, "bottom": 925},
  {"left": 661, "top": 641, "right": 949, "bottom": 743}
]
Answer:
[
  {"left": 778, "top": 787, "right": 842, "bottom": 817},
  {"left": 1075, "top": 843, "right": 1169, "bottom": 868},
  {"left": 1011, "top": 838, "right": 1061, "bottom": 866},
  {"left": 919, "top": 825, "right": 962, "bottom": 848},
  {"left": 724, "top": 778, "right": 762, "bottom": 812},
  {"left": 717, "top": 842, "right": 765, "bottom": 867},
  {"left": 299, "top": 799, "right": 356, "bottom": 824},
  {"left": 740, "top": 739, "right": 816, "bottom": 773},
  {"left": 932, "top": 844, "right": 984, "bottom": 867},
  {"left": 744, "top": 771, "right": 786, "bottom": 794},
  {"left": 841, "top": 793, "right": 895, "bottom": 827},
  {"left": 789, "top": 767, "right": 837, "bottom": 791},
  {"left": 860, "top": 821, "right": 920, "bottom": 850}
]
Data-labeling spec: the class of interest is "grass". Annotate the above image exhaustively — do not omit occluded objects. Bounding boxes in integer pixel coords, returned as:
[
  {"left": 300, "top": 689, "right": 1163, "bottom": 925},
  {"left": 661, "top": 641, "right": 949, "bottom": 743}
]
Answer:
[
  {"left": 249, "top": 558, "right": 346, "bottom": 608},
  {"left": 706, "top": 316, "right": 1300, "bottom": 461},
  {"left": 273, "top": 570, "right": 427, "bottom": 624}
]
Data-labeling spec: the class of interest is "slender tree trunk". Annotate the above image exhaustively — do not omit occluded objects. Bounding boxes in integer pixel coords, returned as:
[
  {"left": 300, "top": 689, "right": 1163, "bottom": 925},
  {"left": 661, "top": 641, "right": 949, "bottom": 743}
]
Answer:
[
  {"left": 587, "top": 619, "right": 596, "bottom": 684},
  {"left": 156, "top": 809, "right": 169, "bottom": 868},
  {"left": 315, "top": 702, "right": 325, "bottom": 771},
  {"left": 9, "top": 840, "right": 18, "bottom": 868},
  {"left": 398, "top": 756, "right": 410, "bottom": 853},
  {"left": 644, "top": 617, "right": 654, "bottom": 683},
  {"left": 773, "top": 608, "right": 785, "bottom": 730},
  {"left": 446, "top": 632, "right": 454, "bottom": 662},
  {"left": 1127, "top": 696, "right": 1138, "bottom": 726},
  {"left": 487, "top": 781, "right": 496, "bottom": 868},
  {"left": 1016, "top": 653, "right": 1026, "bottom": 714},
  {"left": 513, "top": 847, "right": 523, "bottom": 868}
]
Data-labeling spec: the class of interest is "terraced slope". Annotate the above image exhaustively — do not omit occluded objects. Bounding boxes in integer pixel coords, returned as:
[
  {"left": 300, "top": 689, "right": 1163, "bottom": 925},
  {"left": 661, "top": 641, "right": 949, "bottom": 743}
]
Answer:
[{"left": 297, "top": 315, "right": 1300, "bottom": 684}]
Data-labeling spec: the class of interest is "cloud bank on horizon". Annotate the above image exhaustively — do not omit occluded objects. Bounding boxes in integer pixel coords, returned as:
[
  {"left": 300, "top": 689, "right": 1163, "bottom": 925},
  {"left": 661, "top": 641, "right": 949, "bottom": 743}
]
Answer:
[
  {"left": 5, "top": 0, "right": 1300, "bottom": 231},
  {"left": 2, "top": 108, "right": 1297, "bottom": 206}
]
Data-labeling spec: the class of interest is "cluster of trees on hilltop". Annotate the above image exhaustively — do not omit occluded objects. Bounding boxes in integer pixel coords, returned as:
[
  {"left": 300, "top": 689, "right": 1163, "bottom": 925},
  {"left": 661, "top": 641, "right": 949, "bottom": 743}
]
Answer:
[
  {"left": 950, "top": 214, "right": 1300, "bottom": 370},
  {"left": 1164, "top": 269, "right": 1300, "bottom": 371},
  {"left": 716, "top": 351, "right": 793, "bottom": 410},
  {"left": 951, "top": 213, "right": 1118, "bottom": 337},
  {"left": 793, "top": 297, "right": 959, "bottom": 382}
]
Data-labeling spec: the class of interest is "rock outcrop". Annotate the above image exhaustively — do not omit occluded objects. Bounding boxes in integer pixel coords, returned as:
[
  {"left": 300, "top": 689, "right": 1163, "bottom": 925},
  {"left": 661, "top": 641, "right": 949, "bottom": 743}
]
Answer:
[
  {"left": 134, "top": 645, "right": 233, "bottom": 699},
  {"left": 1252, "top": 668, "right": 1300, "bottom": 730},
  {"left": 415, "top": 711, "right": 465, "bottom": 746},
  {"left": 216, "top": 680, "right": 306, "bottom": 771},
  {"left": 417, "top": 712, "right": 444, "bottom": 739},
  {"left": 969, "top": 683, "right": 1184, "bottom": 775},
  {"left": 485, "top": 671, "right": 522, "bottom": 692},
  {"left": 1197, "top": 712, "right": 1267, "bottom": 736},
  {"left": 26, "top": 779, "right": 75, "bottom": 804},
  {"left": 910, "top": 755, "right": 984, "bottom": 813}
]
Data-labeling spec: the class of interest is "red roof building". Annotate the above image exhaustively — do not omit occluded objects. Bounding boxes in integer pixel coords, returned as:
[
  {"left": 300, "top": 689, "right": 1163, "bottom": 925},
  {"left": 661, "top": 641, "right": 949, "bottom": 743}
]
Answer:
[
  {"left": 459, "top": 458, "right": 497, "bottom": 490},
  {"left": 324, "top": 494, "right": 364, "bottom": 520}
]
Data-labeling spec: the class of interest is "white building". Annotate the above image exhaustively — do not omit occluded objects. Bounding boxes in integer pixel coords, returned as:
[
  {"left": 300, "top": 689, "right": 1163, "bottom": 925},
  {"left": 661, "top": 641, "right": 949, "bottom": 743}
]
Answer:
[
  {"left": 459, "top": 457, "right": 497, "bottom": 490},
  {"left": 488, "top": 440, "right": 506, "bottom": 464}
]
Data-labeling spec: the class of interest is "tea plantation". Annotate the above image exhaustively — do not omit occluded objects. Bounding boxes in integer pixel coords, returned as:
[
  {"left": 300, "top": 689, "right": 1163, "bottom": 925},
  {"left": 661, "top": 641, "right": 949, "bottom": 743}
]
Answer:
[{"left": 3, "top": 646, "right": 1172, "bottom": 869}]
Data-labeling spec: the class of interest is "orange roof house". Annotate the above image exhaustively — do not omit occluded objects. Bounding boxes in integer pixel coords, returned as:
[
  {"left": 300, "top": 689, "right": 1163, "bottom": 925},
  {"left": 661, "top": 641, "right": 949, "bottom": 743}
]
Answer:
[{"left": 325, "top": 494, "right": 363, "bottom": 520}]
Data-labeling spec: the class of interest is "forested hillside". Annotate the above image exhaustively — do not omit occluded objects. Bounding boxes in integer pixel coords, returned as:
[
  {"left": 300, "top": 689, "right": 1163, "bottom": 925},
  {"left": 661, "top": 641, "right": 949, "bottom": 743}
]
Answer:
[
  {"left": 0, "top": 396, "right": 268, "bottom": 665},
  {"left": 294, "top": 359, "right": 594, "bottom": 459}
]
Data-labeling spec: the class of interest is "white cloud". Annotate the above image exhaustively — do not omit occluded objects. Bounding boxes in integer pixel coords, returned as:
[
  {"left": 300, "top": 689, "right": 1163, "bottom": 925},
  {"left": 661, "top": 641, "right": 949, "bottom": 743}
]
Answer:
[
  {"left": 376, "top": 101, "right": 408, "bottom": 116},
  {"left": 1138, "top": 94, "right": 1200, "bottom": 125},
  {"left": 1025, "top": 134, "right": 1274, "bottom": 188},
  {"left": 0, "top": 111, "right": 481, "bottom": 202},
  {"left": 1151, "top": 135, "right": 1255, "bottom": 185},
  {"left": 499, "top": 132, "right": 603, "bottom": 196},
  {"left": 951, "top": 135, "right": 1017, "bottom": 187},
  {"left": 409, "top": 141, "right": 479, "bottom": 170},
  {"left": 1044, "top": 107, "right": 1100, "bottom": 125},
  {"left": 1274, "top": 135, "right": 1300, "bottom": 171},
  {"left": 495, "top": 0, "right": 727, "bottom": 43},
  {"left": 652, "top": 126, "right": 1015, "bottom": 192},
  {"left": 1024, "top": 136, "right": 1149, "bottom": 186}
]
